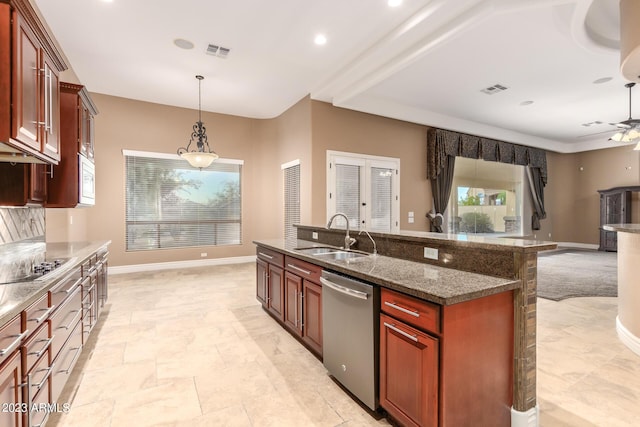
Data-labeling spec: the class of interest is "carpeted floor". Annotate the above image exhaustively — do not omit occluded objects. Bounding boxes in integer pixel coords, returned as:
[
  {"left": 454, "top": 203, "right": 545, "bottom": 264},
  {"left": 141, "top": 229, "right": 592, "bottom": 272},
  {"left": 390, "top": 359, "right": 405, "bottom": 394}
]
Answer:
[{"left": 537, "top": 249, "right": 618, "bottom": 301}]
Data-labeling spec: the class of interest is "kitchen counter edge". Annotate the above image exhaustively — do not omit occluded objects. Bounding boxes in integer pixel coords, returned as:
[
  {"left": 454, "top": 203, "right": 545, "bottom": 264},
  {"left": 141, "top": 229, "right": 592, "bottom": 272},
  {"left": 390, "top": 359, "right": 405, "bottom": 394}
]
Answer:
[
  {"left": 254, "top": 239, "right": 519, "bottom": 306},
  {"left": 0, "top": 240, "right": 111, "bottom": 326}
]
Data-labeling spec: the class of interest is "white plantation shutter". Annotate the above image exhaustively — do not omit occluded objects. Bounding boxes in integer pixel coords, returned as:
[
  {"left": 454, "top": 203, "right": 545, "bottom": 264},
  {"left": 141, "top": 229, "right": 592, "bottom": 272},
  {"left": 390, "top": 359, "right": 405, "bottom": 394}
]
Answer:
[
  {"left": 124, "top": 150, "right": 242, "bottom": 251},
  {"left": 283, "top": 161, "right": 300, "bottom": 241}
]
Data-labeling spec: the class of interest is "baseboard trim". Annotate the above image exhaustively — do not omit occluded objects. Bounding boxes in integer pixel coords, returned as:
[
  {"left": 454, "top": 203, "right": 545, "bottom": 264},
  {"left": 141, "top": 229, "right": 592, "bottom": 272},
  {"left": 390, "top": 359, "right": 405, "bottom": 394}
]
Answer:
[
  {"left": 108, "top": 255, "right": 256, "bottom": 275},
  {"left": 616, "top": 316, "right": 640, "bottom": 357},
  {"left": 556, "top": 242, "right": 599, "bottom": 250},
  {"left": 511, "top": 405, "right": 539, "bottom": 427}
]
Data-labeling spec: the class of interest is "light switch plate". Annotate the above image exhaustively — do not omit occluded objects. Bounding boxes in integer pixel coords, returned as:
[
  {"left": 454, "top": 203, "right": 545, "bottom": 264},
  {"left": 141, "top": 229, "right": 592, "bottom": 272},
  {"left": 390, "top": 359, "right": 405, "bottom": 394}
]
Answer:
[
  {"left": 312, "top": 232, "right": 318, "bottom": 240},
  {"left": 423, "top": 247, "right": 438, "bottom": 260}
]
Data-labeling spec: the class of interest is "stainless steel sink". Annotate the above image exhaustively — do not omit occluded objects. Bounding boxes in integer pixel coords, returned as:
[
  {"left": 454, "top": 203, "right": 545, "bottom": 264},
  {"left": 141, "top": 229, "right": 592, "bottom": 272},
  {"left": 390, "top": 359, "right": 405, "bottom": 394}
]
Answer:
[
  {"left": 294, "top": 247, "right": 340, "bottom": 255},
  {"left": 316, "top": 251, "right": 369, "bottom": 260},
  {"left": 294, "top": 247, "right": 369, "bottom": 260}
]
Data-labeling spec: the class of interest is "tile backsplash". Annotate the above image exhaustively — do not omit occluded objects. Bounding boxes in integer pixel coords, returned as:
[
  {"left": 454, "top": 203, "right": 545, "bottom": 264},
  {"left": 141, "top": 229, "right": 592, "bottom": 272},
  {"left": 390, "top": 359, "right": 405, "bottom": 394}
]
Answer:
[{"left": 0, "top": 207, "right": 45, "bottom": 245}]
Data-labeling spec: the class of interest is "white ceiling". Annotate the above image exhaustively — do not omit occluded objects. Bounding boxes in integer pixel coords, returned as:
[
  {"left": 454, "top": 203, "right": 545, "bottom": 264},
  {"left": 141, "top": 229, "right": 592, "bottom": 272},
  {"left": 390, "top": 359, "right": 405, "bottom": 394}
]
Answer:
[{"left": 34, "top": 0, "right": 638, "bottom": 153}]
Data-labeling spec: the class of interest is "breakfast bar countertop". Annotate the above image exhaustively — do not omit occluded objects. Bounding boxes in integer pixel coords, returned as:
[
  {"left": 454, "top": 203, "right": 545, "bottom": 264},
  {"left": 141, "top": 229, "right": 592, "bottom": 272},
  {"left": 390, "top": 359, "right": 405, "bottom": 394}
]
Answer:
[
  {"left": 0, "top": 240, "right": 111, "bottom": 326},
  {"left": 254, "top": 239, "right": 520, "bottom": 305}
]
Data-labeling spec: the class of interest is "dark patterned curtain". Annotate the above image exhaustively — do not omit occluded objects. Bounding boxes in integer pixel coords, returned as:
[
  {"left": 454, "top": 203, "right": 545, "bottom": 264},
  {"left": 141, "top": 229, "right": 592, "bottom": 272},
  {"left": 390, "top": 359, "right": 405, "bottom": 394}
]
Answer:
[{"left": 427, "top": 128, "right": 548, "bottom": 232}]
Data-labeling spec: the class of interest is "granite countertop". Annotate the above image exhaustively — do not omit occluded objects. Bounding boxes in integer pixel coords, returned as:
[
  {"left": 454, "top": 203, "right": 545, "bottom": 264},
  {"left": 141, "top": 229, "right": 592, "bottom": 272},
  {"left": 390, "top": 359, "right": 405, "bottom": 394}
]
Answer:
[
  {"left": 254, "top": 239, "right": 519, "bottom": 305},
  {"left": 0, "top": 241, "right": 111, "bottom": 326},
  {"left": 603, "top": 224, "right": 640, "bottom": 234}
]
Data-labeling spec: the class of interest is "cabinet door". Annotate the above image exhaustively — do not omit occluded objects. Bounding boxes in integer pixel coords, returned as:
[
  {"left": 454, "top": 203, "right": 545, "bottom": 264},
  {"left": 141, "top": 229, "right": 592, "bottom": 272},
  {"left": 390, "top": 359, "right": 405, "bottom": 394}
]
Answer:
[
  {"left": 29, "top": 164, "right": 47, "bottom": 203},
  {"left": 13, "top": 13, "right": 41, "bottom": 152},
  {"left": 283, "top": 272, "right": 302, "bottom": 335},
  {"left": 41, "top": 54, "right": 60, "bottom": 161},
  {"left": 0, "top": 351, "right": 23, "bottom": 427},
  {"left": 267, "top": 265, "right": 284, "bottom": 321},
  {"left": 256, "top": 259, "right": 268, "bottom": 307},
  {"left": 302, "top": 280, "right": 322, "bottom": 355},
  {"left": 380, "top": 313, "right": 438, "bottom": 427}
]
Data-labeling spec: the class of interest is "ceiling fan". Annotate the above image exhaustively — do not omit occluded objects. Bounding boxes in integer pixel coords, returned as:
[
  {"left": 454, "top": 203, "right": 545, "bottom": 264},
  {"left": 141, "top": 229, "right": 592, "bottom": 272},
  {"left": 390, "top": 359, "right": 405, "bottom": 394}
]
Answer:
[{"left": 608, "top": 82, "right": 640, "bottom": 143}]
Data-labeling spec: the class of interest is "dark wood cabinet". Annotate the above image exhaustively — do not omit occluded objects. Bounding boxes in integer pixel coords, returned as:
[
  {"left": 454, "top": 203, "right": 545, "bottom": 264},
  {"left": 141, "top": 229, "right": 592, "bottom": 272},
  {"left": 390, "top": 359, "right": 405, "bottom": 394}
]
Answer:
[
  {"left": 598, "top": 186, "right": 640, "bottom": 251},
  {"left": 301, "top": 280, "right": 322, "bottom": 355},
  {"left": 47, "top": 82, "right": 98, "bottom": 207},
  {"left": 256, "top": 248, "right": 285, "bottom": 322},
  {"left": 0, "top": 1, "right": 65, "bottom": 164},
  {"left": 0, "top": 163, "right": 47, "bottom": 206},
  {"left": 256, "top": 248, "right": 323, "bottom": 357},
  {"left": 380, "top": 288, "right": 513, "bottom": 427}
]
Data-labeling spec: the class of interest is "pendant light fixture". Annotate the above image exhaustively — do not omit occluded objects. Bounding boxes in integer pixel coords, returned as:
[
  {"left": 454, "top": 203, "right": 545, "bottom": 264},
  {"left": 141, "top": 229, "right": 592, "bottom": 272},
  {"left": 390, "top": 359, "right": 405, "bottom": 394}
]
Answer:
[
  {"left": 609, "top": 82, "right": 640, "bottom": 144},
  {"left": 177, "top": 75, "right": 219, "bottom": 169}
]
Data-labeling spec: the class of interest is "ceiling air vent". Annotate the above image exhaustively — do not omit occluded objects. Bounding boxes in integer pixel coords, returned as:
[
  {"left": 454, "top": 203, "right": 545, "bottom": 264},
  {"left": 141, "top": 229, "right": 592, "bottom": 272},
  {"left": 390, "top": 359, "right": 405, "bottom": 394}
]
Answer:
[
  {"left": 480, "top": 84, "right": 508, "bottom": 95},
  {"left": 206, "top": 44, "right": 231, "bottom": 58}
]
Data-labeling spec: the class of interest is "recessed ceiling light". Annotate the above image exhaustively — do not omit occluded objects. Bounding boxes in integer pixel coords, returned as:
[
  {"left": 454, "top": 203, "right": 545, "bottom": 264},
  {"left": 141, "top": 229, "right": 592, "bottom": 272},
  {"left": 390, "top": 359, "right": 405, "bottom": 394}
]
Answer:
[
  {"left": 314, "top": 34, "right": 327, "bottom": 46},
  {"left": 388, "top": 0, "right": 402, "bottom": 7},
  {"left": 174, "top": 38, "right": 194, "bottom": 50},
  {"left": 593, "top": 77, "right": 612, "bottom": 84},
  {"left": 520, "top": 100, "right": 534, "bottom": 106}
]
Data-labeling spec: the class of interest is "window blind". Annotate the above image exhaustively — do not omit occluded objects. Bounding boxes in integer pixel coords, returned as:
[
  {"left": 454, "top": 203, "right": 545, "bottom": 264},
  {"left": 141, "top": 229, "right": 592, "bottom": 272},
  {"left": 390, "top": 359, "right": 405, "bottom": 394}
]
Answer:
[
  {"left": 335, "top": 163, "right": 361, "bottom": 229},
  {"left": 370, "top": 167, "right": 393, "bottom": 231},
  {"left": 124, "top": 151, "right": 242, "bottom": 251},
  {"left": 283, "top": 162, "right": 300, "bottom": 241}
]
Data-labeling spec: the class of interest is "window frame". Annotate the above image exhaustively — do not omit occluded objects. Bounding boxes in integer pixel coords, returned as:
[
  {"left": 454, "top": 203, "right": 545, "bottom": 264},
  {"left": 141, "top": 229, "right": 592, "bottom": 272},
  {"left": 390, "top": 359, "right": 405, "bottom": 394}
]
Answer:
[{"left": 123, "top": 149, "right": 244, "bottom": 251}]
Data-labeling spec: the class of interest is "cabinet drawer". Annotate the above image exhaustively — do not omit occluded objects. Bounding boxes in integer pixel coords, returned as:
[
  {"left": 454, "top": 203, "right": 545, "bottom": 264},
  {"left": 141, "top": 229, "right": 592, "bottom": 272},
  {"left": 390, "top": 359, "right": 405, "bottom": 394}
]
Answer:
[
  {"left": 49, "top": 287, "right": 82, "bottom": 360},
  {"left": 256, "top": 247, "right": 284, "bottom": 267},
  {"left": 49, "top": 267, "right": 82, "bottom": 309},
  {"left": 285, "top": 256, "right": 322, "bottom": 283},
  {"left": 23, "top": 345, "right": 52, "bottom": 397},
  {"left": 0, "top": 314, "right": 24, "bottom": 366},
  {"left": 381, "top": 288, "right": 440, "bottom": 334},
  {"left": 23, "top": 294, "right": 53, "bottom": 336},
  {"left": 27, "top": 372, "right": 52, "bottom": 427},
  {"left": 51, "top": 321, "right": 82, "bottom": 404},
  {"left": 21, "top": 322, "right": 51, "bottom": 376}
]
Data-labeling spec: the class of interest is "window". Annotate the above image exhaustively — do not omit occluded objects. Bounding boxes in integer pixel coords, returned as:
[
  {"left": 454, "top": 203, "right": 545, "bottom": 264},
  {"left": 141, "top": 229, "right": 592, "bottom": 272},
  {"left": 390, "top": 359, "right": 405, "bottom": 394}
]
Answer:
[
  {"left": 327, "top": 151, "right": 399, "bottom": 233},
  {"left": 124, "top": 150, "right": 242, "bottom": 251},
  {"left": 282, "top": 160, "right": 300, "bottom": 241},
  {"left": 447, "top": 157, "right": 530, "bottom": 236}
]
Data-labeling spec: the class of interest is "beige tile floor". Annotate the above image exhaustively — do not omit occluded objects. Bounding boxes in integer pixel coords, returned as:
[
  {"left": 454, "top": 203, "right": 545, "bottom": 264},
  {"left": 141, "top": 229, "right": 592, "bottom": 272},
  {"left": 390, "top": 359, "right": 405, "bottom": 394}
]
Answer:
[{"left": 48, "top": 263, "right": 639, "bottom": 427}]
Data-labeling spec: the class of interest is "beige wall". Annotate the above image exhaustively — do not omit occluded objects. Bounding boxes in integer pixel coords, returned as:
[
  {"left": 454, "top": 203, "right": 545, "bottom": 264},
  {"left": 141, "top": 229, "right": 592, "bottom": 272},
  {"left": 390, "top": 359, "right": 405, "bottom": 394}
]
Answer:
[
  {"left": 310, "top": 101, "right": 431, "bottom": 231},
  {"left": 43, "top": 89, "right": 640, "bottom": 265},
  {"left": 545, "top": 145, "right": 640, "bottom": 244}
]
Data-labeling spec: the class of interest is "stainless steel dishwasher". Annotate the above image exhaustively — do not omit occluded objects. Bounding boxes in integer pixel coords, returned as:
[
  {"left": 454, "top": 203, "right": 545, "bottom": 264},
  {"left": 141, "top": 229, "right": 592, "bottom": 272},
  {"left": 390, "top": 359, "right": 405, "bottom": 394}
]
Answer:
[{"left": 321, "top": 270, "right": 380, "bottom": 411}]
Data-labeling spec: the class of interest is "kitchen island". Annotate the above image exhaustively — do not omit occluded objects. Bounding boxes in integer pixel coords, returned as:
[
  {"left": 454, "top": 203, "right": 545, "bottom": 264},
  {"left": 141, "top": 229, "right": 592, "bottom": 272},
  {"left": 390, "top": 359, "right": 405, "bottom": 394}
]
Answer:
[
  {"left": 255, "top": 231, "right": 554, "bottom": 427},
  {"left": 603, "top": 224, "right": 640, "bottom": 357}
]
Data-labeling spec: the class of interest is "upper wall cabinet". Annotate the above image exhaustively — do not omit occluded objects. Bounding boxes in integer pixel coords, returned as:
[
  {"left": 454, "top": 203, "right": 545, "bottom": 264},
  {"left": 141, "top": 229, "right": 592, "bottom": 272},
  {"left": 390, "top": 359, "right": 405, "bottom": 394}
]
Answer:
[
  {"left": 47, "top": 82, "right": 98, "bottom": 208},
  {"left": 0, "top": 0, "right": 67, "bottom": 165}
]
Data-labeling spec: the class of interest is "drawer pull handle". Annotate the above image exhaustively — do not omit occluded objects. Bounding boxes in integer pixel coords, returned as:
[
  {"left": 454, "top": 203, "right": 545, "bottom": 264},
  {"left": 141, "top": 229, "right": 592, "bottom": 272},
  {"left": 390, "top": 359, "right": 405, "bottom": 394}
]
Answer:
[
  {"left": 28, "top": 335, "right": 55, "bottom": 358},
  {"left": 55, "top": 278, "right": 81, "bottom": 294},
  {"left": 384, "top": 301, "right": 420, "bottom": 318},
  {"left": 56, "top": 310, "right": 81, "bottom": 331},
  {"left": 258, "top": 252, "right": 274, "bottom": 260},
  {"left": 33, "top": 363, "right": 55, "bottom": 390},
  {"left": 29, "top": 305, "right": 55, "bottom": 324},
  {"left": 384, "top": 322, "right": 418, "bottom": 342},
  {"left": 60, "top": 346, "right": 82, "bottom": 374},
  {"left": 287, "top": 263, "right": 312, "bottom": 276},
  {"left": 0, "top": 329, "right": 29, "bottom": 356}
]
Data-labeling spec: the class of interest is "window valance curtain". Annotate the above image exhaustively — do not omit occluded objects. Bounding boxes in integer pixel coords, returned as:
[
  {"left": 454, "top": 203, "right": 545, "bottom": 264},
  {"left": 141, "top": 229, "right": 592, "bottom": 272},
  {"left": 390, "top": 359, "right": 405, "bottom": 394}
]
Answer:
[{"left": 426, "top": 128, "right": 548, "bottom": 231}]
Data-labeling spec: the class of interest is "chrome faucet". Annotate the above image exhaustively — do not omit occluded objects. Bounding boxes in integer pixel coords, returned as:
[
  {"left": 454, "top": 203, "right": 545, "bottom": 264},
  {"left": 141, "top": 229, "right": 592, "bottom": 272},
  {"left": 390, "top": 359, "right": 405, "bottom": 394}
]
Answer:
[
  {"left": 358, "top": 229, "right": 377, "bottom": 256},
  {"left": 326, "top": 213, "right": 357, "bottom": 250}
]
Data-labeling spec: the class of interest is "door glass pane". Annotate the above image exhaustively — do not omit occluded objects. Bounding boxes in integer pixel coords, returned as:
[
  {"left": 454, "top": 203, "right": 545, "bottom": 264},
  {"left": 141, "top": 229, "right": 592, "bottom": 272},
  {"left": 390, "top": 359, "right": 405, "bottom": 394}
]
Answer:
[
  {"left": 335, "top": 164, "right": 360, "bottom": 229},
  {"left": 370, "top": 167, "right": 393, "bottom": 232}
]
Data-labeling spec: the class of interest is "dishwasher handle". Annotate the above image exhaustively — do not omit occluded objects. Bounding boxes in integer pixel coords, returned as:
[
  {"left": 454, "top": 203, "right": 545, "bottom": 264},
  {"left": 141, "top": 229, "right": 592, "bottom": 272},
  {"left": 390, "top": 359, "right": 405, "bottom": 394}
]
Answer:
[{"left": 320, "top": 277, "right": 369, "bottom": 300}]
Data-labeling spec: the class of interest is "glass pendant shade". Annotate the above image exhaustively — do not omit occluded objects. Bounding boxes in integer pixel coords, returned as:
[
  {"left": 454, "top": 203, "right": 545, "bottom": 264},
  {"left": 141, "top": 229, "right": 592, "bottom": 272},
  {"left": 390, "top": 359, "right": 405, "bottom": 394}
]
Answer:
[{"left": 177, "top": 75, "right": 219, "bottom": 169}]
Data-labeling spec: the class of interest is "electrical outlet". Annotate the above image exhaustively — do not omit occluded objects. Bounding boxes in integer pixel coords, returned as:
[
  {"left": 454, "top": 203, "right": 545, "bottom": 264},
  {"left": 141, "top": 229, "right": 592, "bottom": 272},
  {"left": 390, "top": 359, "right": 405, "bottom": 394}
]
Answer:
[
  {"left": 69, "top": 215, "right": 73, "bottom": 225},
  {"left": 423, "top": 247, "right": 438, "bottom": 260},
  {"left": 200, "top": 252, "right": 207, "bottom": 258},
  {"left": 312, "top": 232, "right": 318, "bottom": 240}
]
